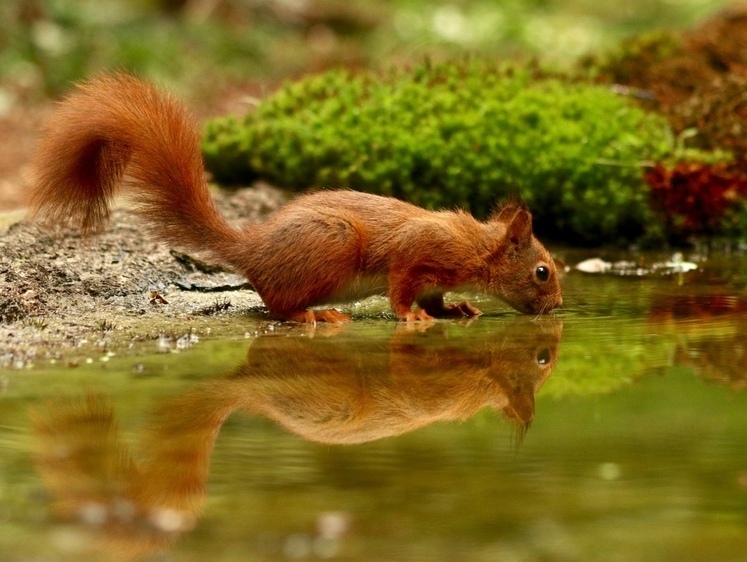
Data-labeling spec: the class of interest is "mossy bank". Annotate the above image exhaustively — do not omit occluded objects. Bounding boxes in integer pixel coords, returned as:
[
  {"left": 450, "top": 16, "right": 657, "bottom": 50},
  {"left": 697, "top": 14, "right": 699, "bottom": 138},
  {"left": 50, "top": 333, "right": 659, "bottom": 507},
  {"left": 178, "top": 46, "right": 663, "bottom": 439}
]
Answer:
[{"left": 203, "top": 61, "right": 678, "bottom": 246}]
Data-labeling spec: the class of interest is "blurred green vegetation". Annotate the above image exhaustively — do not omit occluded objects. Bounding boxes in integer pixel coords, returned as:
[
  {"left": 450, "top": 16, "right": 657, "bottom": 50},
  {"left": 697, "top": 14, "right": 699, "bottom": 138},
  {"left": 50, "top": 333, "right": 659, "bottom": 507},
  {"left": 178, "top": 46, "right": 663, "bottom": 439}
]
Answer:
[{"left": 0, "top": 0, "right": 734, "bottom": 102}]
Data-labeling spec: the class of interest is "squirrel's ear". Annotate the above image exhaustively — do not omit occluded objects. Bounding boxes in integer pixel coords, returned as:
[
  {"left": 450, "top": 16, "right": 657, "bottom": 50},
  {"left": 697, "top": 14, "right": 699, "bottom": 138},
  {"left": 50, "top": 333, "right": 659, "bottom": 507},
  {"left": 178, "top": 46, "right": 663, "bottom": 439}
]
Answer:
[
  {"left": 505, "top": 208, "right": 533, "bottom": 250},
  {"left": 492, "top": 204, "right": 518, "bottom": 223},
  {"left": 491, "top": 197, "right": 528, "bottom": 222}
]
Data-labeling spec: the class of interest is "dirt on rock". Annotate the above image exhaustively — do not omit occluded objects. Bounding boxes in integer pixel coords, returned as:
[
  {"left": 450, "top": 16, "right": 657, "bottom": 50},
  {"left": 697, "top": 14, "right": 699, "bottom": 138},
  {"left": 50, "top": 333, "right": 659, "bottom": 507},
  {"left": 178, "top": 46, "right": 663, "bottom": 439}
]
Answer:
[{"left": 0, "top": 184, "right": 286, "bottom": 369}]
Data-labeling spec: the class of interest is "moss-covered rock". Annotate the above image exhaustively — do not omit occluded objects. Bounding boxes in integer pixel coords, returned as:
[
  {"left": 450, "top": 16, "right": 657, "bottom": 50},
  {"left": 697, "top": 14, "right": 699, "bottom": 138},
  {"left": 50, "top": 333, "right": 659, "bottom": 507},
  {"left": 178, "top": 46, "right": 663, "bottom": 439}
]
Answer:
[{"left": 203, "top": 61, "right": 674, "bottom": 245}]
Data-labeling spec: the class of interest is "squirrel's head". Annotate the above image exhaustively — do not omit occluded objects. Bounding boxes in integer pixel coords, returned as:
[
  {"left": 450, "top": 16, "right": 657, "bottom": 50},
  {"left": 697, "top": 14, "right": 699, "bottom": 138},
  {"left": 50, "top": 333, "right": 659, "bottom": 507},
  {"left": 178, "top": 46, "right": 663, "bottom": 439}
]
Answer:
[{"left": 487, "top": 203, "right": 563, "bottom": 314}]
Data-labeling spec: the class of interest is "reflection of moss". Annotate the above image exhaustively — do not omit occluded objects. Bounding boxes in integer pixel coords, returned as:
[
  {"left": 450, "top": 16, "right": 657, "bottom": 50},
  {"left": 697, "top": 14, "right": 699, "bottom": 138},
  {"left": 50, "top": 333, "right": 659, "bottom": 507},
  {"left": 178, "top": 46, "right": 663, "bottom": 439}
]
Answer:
[
  {"left": 204, "top": 61, "right": 673, "bottom": 244},
  {"left": 541, "top": 319, "right": 675, "bottom": 397}
]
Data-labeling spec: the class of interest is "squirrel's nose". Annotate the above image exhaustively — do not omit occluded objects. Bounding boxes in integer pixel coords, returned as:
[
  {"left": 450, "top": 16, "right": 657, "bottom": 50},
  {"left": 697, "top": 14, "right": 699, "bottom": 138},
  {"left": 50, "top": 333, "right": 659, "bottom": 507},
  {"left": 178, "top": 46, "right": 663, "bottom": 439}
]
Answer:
[{"left": 544, "top": 294, "right": 562, "bottom": 312}]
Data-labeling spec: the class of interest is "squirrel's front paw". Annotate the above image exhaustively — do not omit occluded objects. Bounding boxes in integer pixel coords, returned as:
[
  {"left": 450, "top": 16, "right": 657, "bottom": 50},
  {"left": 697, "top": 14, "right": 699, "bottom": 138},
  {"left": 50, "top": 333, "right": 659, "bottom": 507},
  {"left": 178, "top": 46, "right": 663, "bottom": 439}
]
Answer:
[
  {"left": 290, "top": 308, "right": 350, "bottom": 324},
  {"left": 445, "top": 301, "right": 482, "bottom": 318},
  {"left": 452, "top": 301, "right": 482, "bottom": 318},
  {"left": 401, "top": 309, "right": 435, "bottom": 322}
]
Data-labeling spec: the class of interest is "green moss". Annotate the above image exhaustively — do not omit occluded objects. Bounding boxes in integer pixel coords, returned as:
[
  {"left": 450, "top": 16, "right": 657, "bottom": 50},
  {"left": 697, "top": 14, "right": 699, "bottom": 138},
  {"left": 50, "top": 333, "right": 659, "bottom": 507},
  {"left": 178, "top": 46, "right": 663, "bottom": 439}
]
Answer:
[{"left": 203, "top": 60, "right": 674, "bottom": 244}]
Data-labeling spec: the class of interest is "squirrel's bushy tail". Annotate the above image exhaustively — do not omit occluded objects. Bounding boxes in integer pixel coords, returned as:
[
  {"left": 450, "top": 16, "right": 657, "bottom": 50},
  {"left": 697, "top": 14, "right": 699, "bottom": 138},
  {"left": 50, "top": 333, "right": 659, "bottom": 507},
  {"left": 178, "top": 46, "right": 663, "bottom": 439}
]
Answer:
[{"left": 28, "top": 73, "right": 242, "bottom": 262}]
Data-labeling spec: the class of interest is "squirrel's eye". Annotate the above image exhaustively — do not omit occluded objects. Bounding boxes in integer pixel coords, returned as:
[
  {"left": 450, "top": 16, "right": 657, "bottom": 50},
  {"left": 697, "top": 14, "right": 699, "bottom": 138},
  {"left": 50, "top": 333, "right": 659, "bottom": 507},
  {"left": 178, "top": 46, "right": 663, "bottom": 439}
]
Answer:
[
  {"left": 535, "top": 265, "right": 550, "bottom": 282},
  {"left": 536, "top": 348, "right": 551, "bottom": 365}
]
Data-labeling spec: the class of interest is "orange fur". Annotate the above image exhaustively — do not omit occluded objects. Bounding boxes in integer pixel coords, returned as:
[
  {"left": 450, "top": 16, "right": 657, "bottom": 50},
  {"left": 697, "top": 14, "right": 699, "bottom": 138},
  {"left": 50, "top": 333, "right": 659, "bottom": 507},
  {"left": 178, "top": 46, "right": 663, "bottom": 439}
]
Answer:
[
  {"left": 219, "top": 318, "right": 563, "bottom": 443},
  {"left": 28, "top": 73, "right": 563, "bottom": 322}
]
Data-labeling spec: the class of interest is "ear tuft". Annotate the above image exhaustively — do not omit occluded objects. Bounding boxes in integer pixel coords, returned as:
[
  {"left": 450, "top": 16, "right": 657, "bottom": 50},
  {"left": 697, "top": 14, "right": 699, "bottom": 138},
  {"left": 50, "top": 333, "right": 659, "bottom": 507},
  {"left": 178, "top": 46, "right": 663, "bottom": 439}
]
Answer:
[
  {"left": 491, "top": 197, "right": 528, "bottom": 224},
  {"left": 505, "top": 208, "right": 533, "bottom": 249}
]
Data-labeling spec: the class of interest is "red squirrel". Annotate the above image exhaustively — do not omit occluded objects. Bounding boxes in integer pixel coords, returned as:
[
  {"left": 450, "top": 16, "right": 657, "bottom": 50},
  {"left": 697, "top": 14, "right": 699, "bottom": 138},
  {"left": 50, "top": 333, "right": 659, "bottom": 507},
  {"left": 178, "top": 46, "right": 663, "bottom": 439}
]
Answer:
[{"left": 27, "top": 73, "right": 563, "bottom": 323}]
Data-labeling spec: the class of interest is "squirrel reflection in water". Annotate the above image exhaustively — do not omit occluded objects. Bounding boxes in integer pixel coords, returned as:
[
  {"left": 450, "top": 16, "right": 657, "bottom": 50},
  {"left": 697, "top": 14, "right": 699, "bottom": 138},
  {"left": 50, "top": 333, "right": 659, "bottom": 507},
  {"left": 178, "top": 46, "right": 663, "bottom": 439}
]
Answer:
[{"left": 31, "top": 318, "right": 562, "bottom": 559}]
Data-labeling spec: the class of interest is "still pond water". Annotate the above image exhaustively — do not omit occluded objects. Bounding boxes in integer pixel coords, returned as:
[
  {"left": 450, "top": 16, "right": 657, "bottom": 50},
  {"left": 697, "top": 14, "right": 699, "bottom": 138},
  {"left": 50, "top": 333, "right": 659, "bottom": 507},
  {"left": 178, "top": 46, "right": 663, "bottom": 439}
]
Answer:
[{"left": 1, "top": 250, "right": 746, "bottom": 561}]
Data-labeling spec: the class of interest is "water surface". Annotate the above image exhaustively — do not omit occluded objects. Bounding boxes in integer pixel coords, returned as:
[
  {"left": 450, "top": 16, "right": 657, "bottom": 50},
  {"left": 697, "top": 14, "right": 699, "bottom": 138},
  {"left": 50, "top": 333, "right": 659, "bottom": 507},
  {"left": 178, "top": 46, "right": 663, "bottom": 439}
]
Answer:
[{"left": 1, "top": 251, "right": 746, "bottom": 561}]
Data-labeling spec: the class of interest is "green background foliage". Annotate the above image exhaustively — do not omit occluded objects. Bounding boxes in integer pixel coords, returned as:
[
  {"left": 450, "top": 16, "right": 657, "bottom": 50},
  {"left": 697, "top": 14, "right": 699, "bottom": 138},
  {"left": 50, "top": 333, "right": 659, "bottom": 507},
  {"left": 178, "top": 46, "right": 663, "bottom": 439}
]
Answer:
[{"left": 0, "top": 0, "right": 733, "bottom": 98}]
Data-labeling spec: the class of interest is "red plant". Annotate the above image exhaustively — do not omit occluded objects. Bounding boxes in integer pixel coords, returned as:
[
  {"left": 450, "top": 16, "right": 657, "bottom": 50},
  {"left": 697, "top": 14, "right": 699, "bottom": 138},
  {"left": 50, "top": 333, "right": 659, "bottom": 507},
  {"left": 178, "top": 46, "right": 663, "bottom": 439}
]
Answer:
[{"left": 645, "top": 161, "right": 747, "bottom": 238}]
